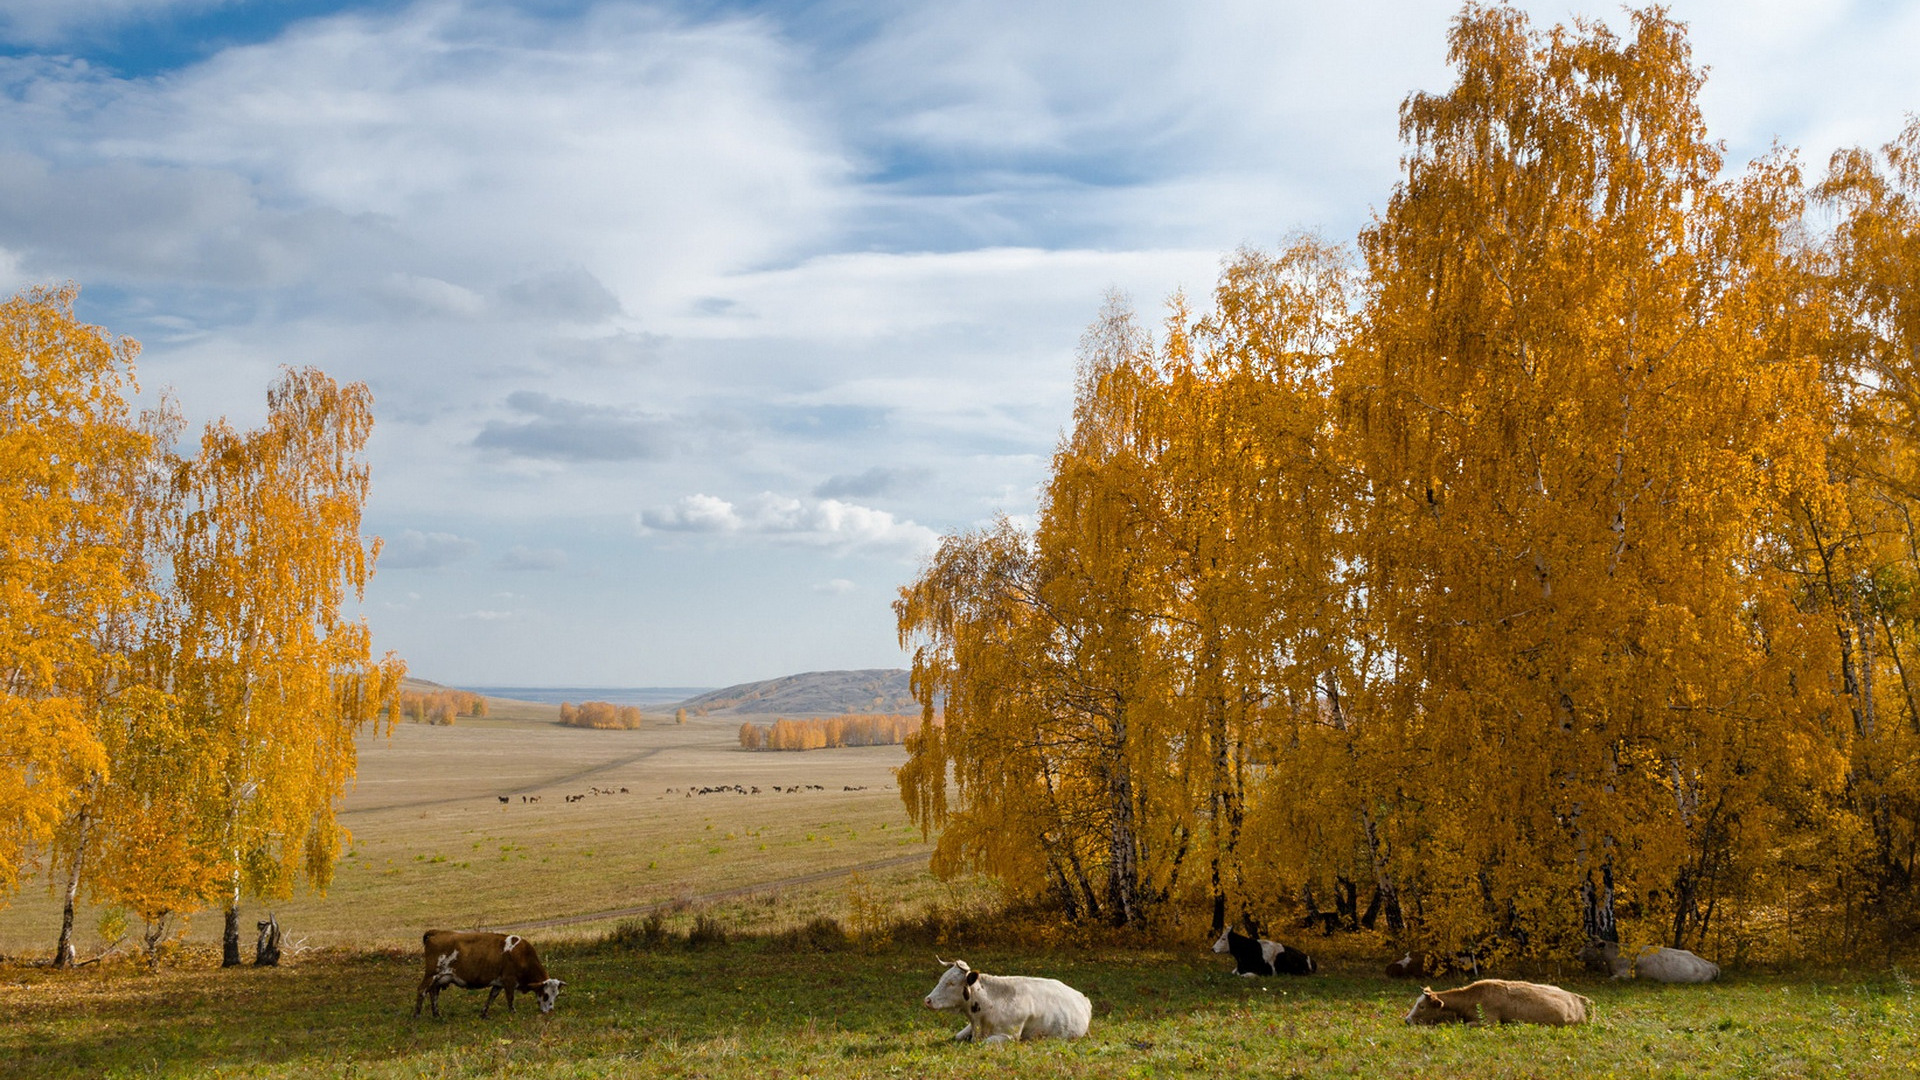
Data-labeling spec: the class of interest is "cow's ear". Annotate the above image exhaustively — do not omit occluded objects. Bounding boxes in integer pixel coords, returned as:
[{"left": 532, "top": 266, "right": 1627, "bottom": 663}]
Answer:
[{"left": 965, "top": 970, "right": 979, "bottom": 986}]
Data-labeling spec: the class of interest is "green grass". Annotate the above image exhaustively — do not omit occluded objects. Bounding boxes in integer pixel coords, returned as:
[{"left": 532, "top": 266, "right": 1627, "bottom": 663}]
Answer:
[{"left": 6, "top": 941, "right": 1916, "bottom": 1079}]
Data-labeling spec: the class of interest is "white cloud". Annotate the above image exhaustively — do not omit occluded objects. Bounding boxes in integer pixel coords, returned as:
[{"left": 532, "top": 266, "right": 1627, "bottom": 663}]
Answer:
[
  {"left": 379, "top": 528, "right": 478, "bottom": 570},
  {"left": 473, "top": 391, "right": 672, "bottom": 463},
  {"left": 637, "top": 492, "right": 938, "bottom": 558},
  {"left": 665, "top": 246, "right": 1223, "bottom": 341},
  {"left": 0, "top": 245, "right": 31, "bottom": 295},
  {"left": 461, "top": 609, "right": 513, "bottom": 621},
  {"left": 636, "top": 492, "right": 741, "bottom": 534},
  {"left": 813, "top": 578, "right": 857, "bottom": 594},
  {"left": 0, "top": 2, "right": 847, "bottom": 312},
  {"left": 376, "top": 273, "right": 486, "bottom": 319},
  {"left": 0, "top": 0, "right": 239, "bottom": 45}
]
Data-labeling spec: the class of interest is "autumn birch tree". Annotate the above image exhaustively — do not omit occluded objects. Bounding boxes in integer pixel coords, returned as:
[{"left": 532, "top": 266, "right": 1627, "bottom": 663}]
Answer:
[
  {"left": 901, "top": 299, "right": 1197, "bottom": 927},
  {"left": 1342, "top": 5, "right": 1840, "bottom": 954},
  {"left": 0, "top": 286, "right": 155, "bottom": 946},
  {"left": 167, "top": 367, "right": 402, "bottom": 966},
  {"left": 900, "top": 4, "right": 1920, "bottom": 957},
  {"left": 1812, "top": 118, "right": 1920, "bottom": 943}
]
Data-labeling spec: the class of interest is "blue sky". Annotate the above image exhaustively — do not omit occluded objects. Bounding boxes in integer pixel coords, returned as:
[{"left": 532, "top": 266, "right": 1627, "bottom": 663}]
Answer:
[{"left": 3, "top": 0, "right": 1917, "bottom": 687}]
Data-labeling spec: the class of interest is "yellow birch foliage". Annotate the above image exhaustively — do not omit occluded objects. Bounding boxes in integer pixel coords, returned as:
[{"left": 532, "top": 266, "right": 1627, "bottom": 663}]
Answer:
[
  {"left": 900, "top": 298, "right": 1196, "bottom": 927},
  {"left": 739, "top": 714, "right": 919, "bottom": 750},
  {"left": 0, "top": 286, "right": 152, "bottom": 899},
  {"left": 900, "top": 4, "right": 1919, "bottom": 957},
  {"left": 1343, "top": 5, "right": 1841, "bottom": 955},
  {"left": 166, "top": 367, "right": 403, "bottom": 923},
  {"left": 1812, "top": 118, "right": 1920, "bottom": 940}
]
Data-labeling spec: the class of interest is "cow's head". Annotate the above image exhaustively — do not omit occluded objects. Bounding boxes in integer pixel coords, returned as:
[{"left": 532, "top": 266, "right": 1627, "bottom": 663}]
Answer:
[
  {"left": 1578, "top": 938, "right": 1629, "bottom": 977},
  {"left": 1404, "top": 988, "right": 1464, "bottom": 1025},
  {"left": 535, "top": 977, "right": 564, "bottom": 1014},
  {"left": 1210, "top": 929, "right": 1231, "bottom": 954},
  {"left": 924, "top": 958, "right": 973, "bottom": 1009}
]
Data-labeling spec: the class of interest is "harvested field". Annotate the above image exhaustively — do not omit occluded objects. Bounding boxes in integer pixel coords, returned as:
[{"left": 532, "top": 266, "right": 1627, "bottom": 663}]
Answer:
[{"left": 0, "top": 704, "right": 958, "bottom": 957}]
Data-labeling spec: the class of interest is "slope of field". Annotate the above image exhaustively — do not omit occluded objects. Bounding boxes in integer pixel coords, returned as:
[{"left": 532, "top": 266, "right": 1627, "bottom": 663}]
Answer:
[
  {"left": 675, "top": 669, "right": 919, "bottom": 716},
  {"left": 4, "top": 943, "right": 1915, "bottom": 1080},
  {"left": 0, "top": 704, "right": 949, "bottom": 957}
]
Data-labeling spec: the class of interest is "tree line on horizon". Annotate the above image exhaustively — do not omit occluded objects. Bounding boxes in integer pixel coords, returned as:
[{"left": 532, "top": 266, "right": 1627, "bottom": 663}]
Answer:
[
  {"left": 398, "top": 688, "right": 488, "bottom": 725},
  {"left": 737, "top": 714, "right": 921, "bottom": 751},
  {"left": 559, "top": 700, "right": 645, "bottom": 729},
  {"left": 898, "top": 5, "right": 1920, "bottom": 963},
  {"left": 0, "top": 285, "right": 401, "bottom": 967}
]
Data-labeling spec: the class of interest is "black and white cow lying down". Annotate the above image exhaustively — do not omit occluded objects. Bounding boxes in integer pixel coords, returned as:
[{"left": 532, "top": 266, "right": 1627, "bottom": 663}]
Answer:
[
  {"left": 1212, "top": 928, "right": 1317, "bottom": 976},
  {"left": 922, "top": 958, "right": 1092, "bottom": 1044}
]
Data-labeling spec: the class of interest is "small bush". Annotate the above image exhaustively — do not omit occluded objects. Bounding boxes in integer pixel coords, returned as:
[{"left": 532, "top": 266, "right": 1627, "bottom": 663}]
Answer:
[
  {"left": 687, "top": 914, "right": 729, "bottom": 950},
  {"left": 772, "top": 916, "right": 850, "bottom": 953},
  {"left": 603, "top": 912, "right": 670, "bottom": 951}
]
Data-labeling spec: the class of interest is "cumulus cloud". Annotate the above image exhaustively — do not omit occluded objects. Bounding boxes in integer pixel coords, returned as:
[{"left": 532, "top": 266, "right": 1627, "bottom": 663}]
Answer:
[
  {"left": 497, "top": 545, "right": 568, "bottom": 572},
  {"left": 636, "top": 492, "right": 741, "bottom": 533},
  {"left": 637, "top": 491, "right": 939, "bottom": 558},
  {"left": 813, "top": 578, "right": 857, "bottom": 594},
  {"left": 379, "top": 529, "right": 479, "bottom": 569},
  {"left": 473, "top": 390, "right": 671, "bottom": 463}
]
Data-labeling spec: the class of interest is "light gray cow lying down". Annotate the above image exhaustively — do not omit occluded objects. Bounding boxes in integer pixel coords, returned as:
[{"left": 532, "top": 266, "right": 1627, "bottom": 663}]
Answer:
[
  {"left": 922, "top": 958, "right": 1092, "bottom": 1044},
  {"left": 1579, "top": 940, "right": 1720, "bottom": 983}
]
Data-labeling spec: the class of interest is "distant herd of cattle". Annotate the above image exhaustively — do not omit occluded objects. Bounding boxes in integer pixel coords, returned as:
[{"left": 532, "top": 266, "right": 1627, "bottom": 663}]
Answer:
[
  {"left": 495, "top": 784, "right": 870, "bottom": 804},
  {"left": 413, "top": 924, "right": 1721, "bottom": 1037}
]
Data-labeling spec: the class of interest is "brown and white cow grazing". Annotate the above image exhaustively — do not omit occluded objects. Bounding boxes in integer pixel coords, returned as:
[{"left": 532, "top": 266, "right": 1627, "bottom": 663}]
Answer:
[
  {"left": 414, "top": 930, "right": 564, "bottom": 1018},
  {"left": 1404, "top": 979, "right": 1591, "bottom": 1026}
]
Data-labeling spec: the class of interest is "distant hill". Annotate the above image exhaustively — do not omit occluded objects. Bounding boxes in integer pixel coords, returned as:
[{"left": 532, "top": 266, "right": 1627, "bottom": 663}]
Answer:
[{"left": 675, "top": 669, "right": 922, "bottom": 716}]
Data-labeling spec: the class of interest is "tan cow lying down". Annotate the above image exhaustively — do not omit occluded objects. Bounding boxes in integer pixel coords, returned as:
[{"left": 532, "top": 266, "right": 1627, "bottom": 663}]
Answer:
[
  {"left": 1579, "top": 940, "right": 1720, "bottom": 983},
  {"left": 414, "top": 930, "right": 564, "bottom": 1018},
  {"left": 1404, "top": 979, "right": 1592, "bottom": 1026},
  {"left": 922, "top": 958, "right": 1092, "bottom": 1044}
]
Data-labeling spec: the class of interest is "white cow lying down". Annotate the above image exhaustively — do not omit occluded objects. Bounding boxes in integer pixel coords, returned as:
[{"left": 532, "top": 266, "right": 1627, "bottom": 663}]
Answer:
[
  {"left": 1581, "top": 940, "right": 1720, "bottom": 983},
  {"left": 922, "top": 958, "right": 1092, "bottom": 1044}
]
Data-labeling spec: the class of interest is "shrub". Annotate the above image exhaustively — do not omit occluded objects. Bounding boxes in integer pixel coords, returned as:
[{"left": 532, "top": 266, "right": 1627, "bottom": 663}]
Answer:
[
  {"left": 603, "top": 912, "right": 670, "bottom": 951},
  {"left": 687, "top": 913, "right": 729, "bottom": 949},
  {"left": 772, "top": 916, "right": 849, "bottom": 952}
]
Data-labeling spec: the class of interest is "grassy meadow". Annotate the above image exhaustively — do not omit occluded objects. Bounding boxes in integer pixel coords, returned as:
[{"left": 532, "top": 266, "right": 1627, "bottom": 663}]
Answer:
[
  {"left": 5, "top": 938, "right": 1917, "bottom": 1079},
  {"left": 3, "top": 701, "right": 1916, "bottom": 1078}
]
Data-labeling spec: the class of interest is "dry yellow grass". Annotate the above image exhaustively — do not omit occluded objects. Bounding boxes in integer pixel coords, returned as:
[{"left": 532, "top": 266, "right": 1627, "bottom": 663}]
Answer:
[{"left": 0, "top": 703, "right": 970, "bottom": 958}]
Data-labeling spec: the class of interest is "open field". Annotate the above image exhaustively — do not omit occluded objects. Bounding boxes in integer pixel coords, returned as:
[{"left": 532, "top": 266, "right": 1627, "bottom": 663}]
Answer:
[
  {"left": 4, "top": 940, "right": 1916, "bottom": 1079},
  {"left": 0, "top": 703, "right": 965, "bottom": 957}
]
